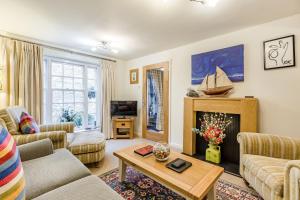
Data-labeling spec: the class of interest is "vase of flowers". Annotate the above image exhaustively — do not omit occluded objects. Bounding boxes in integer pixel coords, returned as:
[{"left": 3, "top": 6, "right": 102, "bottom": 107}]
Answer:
[{"left": 192, "top": 113, "right": 232, "bottom": 164}]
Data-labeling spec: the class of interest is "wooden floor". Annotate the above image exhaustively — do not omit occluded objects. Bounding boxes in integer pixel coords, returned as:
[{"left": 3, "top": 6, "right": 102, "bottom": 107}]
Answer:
[{"left": 88, "top": 138, "right": 248, "bottom": 188}]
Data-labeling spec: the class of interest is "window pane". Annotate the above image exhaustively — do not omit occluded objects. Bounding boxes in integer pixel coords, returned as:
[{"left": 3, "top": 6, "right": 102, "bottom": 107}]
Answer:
[
  {"left": 63, "top": 78, "right": 73, "bottom": 89},
  {"left": 64, "top": 91, "right": 74, "bottom": 103},
  {"left": 88, "top": 113, "right": 96, "bottom": 127},
  {"left": 52, "top": 62, "right": 63, "bottom": 76},
  {"left": 52, "top": 104, "right": 63, "bottom": 123},
  {"left": 75, "top": 103, "right": 84, "bottom": 113},
  {"left": 88, "top": 103, "right": 96, "bottom": 114},
  {"left": 88, "top": 90, "right": 96, "bottom": 102},
  {"left": 74, "top": 66, "right": 83, "bottom": 78},
  {"left": 75, "top": 91, "right": 84, "bottom": 103},
  {"left": 74, "top": 78, "right": 83, "bottom": 90},
  {"left": 52, "top": 77, "right": 63, "bottom": 89},
  {"left": 64, "top": 64, "right": 73, "bottom": 77},
  {"left": 52, "top": 90, "right": 63, "bottom": 103},
  {"left": 63, "top": 104, "right": 74, "bottom": 111},
  {"left": 88, "top": 80, "right": 96, "bottom": 90},
  {"left": 88, "top": 68, "right": 96, "bottom": 79}
]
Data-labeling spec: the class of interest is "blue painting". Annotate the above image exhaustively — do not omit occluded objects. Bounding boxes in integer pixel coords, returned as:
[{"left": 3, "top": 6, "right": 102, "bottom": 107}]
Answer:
[{"left": 191, "top": 44, "right": 244, "bottom": 85}]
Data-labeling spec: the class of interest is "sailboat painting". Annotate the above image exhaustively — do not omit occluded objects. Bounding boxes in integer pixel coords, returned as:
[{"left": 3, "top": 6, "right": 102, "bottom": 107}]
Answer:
[{"left": 191, "top": 45, "right": 244, "bottom": 85}]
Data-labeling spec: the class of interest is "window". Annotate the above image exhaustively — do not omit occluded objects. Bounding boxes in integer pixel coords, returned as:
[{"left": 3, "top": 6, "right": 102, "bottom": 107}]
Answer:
[{"left": 43, "top": 57, "right": 100, "bottom": 131}]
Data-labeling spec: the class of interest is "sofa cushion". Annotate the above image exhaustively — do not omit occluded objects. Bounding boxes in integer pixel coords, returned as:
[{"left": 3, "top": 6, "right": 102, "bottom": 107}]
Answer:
[
  {"left": 0, "top": 125, "right": 26, "bottom": 200},
  {"left": 0, "top": 118, "right": 7, "bottom": 131},
  {"left": 242, "top": 154, "right": 289, "bottom": 196},
  {"left": 67, "top": 131, "right": 105, "bottom": 154},
  {"left": 19, "top": 112, "right": 40, "bottom": 134},
  {"left": 0, "top": 108, "right": 18, "bottom": 135},
  {"left": 22, "top": 149, "right": 91, "bottom": 200},
  {"left": 32, "top": 175, "right": 123, "bottom": 200}
]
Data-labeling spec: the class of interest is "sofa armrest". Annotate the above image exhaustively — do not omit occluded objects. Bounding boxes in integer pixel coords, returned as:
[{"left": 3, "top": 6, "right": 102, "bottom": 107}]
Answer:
[
  {"left": 18, "top": 139, "right": 54, "bottom": 161},
  {"left": 39, "top": 122, "right": 75, "bottom": 133},
  {"left": 284, "top": 160, "right": 300, "bottom": 200},
  {"left": 237, "top": 132, "right": 300, "bottom": 160},
  {"left": 13, "top": 131, "right": 67, "bottom": 149}
]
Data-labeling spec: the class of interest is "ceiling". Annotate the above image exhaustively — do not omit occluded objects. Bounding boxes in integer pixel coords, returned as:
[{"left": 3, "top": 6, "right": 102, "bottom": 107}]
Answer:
[{"left": 0, "top": 0, "right": 299, "bottom": 60}]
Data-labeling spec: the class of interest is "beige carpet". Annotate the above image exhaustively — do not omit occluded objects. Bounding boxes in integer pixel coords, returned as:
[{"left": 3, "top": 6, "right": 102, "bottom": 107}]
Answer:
[{"left": 88, "top": 138, "right": 248, "bottom": 189}]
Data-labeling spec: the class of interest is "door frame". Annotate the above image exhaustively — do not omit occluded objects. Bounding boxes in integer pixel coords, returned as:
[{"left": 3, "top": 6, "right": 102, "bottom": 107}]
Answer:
[{"left": 142, "top": 61, "right": 169, "bottom": 143}]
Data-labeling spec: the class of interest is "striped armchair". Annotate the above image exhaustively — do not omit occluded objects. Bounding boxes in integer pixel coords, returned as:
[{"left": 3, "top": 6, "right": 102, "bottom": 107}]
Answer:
[
  {"left": 238, "top": 132, "right": 300, "bottom": 200},
  {"left": 0, "top": 106, "right": 74, "bottom": 149}
]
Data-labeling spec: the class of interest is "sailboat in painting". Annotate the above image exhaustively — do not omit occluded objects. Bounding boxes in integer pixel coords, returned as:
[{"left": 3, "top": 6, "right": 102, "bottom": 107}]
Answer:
[{"left": 198, "top": 66, "right": 233, "bottom": 96}]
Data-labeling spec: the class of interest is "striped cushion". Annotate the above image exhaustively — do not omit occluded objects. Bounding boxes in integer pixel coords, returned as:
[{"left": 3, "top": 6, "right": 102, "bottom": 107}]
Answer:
[
  {"left": 0, "top": 118, "right": 7, "bottom": 131},
  {"left": 0, "top": 109, "right": 18, "bottom": 135},
  {"left": 0, "top": 125, "right": 25, "bottom": 200},
  {"left": 19, "top": 112, "right": 40, "bottom": 134},
  {"left": 242, "top": 154, "right": 287, "bottom": 196}
]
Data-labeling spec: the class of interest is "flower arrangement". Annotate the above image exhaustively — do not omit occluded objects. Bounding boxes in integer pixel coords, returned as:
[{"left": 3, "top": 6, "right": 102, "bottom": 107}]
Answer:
[{"left": 192, "top": 113, "right": 232, "bottom": 145}]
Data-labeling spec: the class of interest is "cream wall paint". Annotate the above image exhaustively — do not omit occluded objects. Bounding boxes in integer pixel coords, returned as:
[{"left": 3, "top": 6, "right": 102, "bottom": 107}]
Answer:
[{"left": 120, "top": 14, "right": 300, "bottom": 150}]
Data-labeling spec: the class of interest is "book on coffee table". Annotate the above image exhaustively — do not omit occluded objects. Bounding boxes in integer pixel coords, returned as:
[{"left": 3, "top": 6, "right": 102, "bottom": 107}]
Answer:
[{"left": 134, "top": 145, "right": 153, "bottom": 156}]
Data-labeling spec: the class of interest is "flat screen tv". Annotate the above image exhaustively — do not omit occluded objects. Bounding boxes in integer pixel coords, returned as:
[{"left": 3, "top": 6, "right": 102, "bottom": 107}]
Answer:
[{"left": 111, "top": 101, "right": 137, "bottom": 117}]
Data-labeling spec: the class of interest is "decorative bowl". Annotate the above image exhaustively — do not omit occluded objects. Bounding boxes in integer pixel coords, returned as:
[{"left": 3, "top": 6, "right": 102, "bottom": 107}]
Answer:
[{"left": 153, "top": 142, "right": 170, "bottom": 162}]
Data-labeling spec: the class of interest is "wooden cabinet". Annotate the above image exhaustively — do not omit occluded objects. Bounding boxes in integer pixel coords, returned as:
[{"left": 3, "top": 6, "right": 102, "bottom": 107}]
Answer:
[{"left": 112, "top": 118, "right": 135, "bottom": 139}]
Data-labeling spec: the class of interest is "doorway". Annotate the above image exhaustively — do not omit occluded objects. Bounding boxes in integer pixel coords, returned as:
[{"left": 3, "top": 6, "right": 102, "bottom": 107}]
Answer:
[{"left": 142, "top": 61, "right": 169, "bottom": 143}]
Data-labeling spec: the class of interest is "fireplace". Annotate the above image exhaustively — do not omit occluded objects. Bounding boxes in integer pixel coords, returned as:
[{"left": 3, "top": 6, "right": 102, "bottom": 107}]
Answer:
[
  {"left": 183, "top": 97, "right": 258, "bottom": 176},
  {"left": 194, "top": 112, "right": 241, "bottom": 176}
]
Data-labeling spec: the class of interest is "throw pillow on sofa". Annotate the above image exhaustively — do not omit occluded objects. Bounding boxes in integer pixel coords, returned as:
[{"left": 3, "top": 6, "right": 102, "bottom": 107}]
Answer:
[
  {"left": 19, "top": 112, "right": 40, "bottom": 134},
  {"left": 0, "top": 125, "right": 26, "bottom": 200}
]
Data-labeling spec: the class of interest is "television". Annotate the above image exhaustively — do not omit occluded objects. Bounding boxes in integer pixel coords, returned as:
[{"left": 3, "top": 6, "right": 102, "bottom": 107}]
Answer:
[{"left": 111, "top": 101, "right": 137, "bottom": 117}]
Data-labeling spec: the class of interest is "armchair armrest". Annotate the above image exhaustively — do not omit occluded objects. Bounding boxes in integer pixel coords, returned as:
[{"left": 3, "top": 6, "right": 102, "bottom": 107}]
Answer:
[
  {"left": 284, "top": 160, "right": 300, "bottom": 200},
  {"left": 18, "top": 139, "right": 54, "bottom": 162},
  {"left": 13, "top": 131, "right": 67, "bottom": 149},
  {"left": 39, "top": 122, "right": 74, "bottom": 133},
  {"left": 237, "top": 132, "right": 300, "bottom": 160}
]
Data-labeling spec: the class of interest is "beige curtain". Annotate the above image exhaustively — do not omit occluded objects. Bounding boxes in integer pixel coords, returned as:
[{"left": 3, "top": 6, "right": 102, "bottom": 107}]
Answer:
[
  {"left": 100, "top": 60, "right": 115, "bottom": 139},
  {"left": 0, "top": 37, "right": 43, "bottom": 124}
]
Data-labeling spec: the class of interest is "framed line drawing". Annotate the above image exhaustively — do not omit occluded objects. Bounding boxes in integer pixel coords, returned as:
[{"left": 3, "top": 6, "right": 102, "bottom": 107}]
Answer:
[{"left": 264, "top": 35, "right": 296, "bottom": 70}]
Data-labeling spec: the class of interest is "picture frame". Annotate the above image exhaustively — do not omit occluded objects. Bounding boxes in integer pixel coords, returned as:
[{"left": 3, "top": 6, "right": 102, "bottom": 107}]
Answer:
[
  {"left": 264, "top": 35, "right": 296, "bottom": 70},
  {"left": 130, "top": 68, "right": 139, "bottom": 84}
]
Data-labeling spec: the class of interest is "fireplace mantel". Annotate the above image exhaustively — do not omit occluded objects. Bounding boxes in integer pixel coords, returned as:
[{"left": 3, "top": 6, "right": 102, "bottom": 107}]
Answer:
[{"left": 183, "top": 97, "right": 258, "bottom": 155}]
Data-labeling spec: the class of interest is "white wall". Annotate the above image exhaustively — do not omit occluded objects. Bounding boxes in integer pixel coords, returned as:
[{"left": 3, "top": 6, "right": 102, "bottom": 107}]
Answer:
[{"left": 119, "top": 14, "right": 300, "bottom": 150}]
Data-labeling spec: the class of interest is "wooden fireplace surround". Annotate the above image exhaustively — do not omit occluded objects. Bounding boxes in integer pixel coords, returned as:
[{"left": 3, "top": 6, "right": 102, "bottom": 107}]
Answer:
[{"left": 183, "top": 97, "right": 258, "bottom": 155}]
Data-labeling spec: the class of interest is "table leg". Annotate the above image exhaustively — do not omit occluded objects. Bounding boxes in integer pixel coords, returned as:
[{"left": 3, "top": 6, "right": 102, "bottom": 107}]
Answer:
[
  {"left": 119, "top": 159, "right": 127, "bottom": 182},
  {"left": 207, "top": 183, "right": 216, "bottom": 200}
]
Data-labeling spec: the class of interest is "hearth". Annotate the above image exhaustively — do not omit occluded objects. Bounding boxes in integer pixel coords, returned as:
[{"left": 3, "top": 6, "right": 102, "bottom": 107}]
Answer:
[{"left": 193, "top": 112, "right": 241, "bottom": 176}]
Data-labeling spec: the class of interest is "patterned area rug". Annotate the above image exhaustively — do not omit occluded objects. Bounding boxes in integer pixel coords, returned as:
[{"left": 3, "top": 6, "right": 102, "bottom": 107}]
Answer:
[{"left": 99, "top": 167, "right": 263, "bottom": 200}]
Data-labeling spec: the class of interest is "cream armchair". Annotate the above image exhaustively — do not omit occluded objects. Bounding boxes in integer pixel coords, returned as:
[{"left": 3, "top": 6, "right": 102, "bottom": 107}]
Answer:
[
  {"left": 0, "top": 106, "right": 74, "bottom": 149},
  {"left": 237, "top": 132, "right": 300, "bottom": 200}
]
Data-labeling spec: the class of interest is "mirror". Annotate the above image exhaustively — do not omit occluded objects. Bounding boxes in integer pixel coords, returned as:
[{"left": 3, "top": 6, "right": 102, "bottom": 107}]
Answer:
[{"left": 142, "top": 62, "right": 169, "bottom": 143}]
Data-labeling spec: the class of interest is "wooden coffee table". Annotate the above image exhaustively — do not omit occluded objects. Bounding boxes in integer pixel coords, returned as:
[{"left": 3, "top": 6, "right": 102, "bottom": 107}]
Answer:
[{"left": 113, "top": 144, "right": 224, "bottom": 200}]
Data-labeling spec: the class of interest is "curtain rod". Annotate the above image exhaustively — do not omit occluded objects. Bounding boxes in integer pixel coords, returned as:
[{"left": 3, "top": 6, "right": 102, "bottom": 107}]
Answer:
[{"left": 0, "top": 34, "right": 117, "bottom": 63}]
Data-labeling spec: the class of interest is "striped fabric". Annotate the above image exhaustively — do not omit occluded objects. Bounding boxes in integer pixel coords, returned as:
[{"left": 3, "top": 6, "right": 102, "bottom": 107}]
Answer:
[
  {"left": 73, "top": 150, "right": 105, "bottom": 165},
  {"left": 238, "top": 132, "right": 300, "bottom": 200},
  {"left": 39, "top": 122, "right": 74, "bottom": 134},
  {"left": 0, "top": 109, "right": 18, "bottom": 135},
  {"left": 0, "top": 126, "right": 25, "bottom": 200},
  {"left": 0, "top": 118, "right": 7, "bottom": 131},
  {"left": 13, "top": 131, "right": 67, "bottom": 149},
  {"left": 67, "top": 132, "right": 106, "bottom": 164},
  {"left": 19, "top": 112, "right": 40, "bottom": 134},
  {"left": 238, "top": 132, "right": 300, "bottom": 160}
]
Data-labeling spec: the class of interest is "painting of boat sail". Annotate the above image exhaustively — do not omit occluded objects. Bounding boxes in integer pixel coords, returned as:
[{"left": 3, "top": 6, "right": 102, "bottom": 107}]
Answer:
[{"left": 191, "top": 45, "right": 244, "bottom": 85}]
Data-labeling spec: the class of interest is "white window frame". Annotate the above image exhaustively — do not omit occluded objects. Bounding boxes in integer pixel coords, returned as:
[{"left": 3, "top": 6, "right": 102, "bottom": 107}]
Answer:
[{"left": 43, "top": 56, "right": 101, "bottom": 131}]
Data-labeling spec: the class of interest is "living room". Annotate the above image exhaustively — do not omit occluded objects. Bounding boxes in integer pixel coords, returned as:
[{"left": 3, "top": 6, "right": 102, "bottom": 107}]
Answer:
[{"left": 0, "top": 0, "right": 300, "bottom": 200}]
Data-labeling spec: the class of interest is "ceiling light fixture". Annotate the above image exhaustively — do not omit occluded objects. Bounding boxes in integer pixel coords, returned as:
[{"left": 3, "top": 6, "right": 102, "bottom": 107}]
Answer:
[
  {"left": 190, "top": 0, "right": 219, "bottom": 7},
  {"left": 91, "top": 41, "right": 119, "bottom": 54}
]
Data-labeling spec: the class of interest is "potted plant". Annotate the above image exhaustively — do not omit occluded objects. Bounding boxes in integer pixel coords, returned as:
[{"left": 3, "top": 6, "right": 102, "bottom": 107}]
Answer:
[{"left": 192, "top": 112, "right": 232, "bottom": 164}]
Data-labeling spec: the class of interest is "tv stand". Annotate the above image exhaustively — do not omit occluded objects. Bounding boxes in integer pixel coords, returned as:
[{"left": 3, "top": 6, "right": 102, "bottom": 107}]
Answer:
[{"left": 112, "top": 118, "right": 135, "bottom": 139}]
